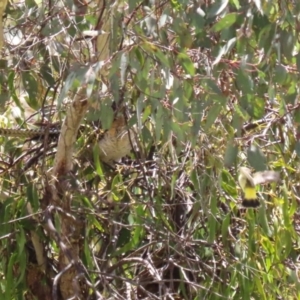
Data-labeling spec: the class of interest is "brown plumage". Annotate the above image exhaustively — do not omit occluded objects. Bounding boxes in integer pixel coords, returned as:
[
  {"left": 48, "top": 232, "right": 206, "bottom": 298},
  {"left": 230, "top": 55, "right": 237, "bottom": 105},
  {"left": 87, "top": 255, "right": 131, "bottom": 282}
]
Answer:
[{"left": 98, "top": 115, "right": 133, "bottom": 163}]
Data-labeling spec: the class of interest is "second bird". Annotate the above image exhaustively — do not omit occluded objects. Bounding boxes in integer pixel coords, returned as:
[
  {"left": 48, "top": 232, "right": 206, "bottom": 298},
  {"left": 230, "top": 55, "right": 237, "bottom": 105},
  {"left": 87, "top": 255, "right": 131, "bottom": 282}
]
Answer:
[{"left": 238, "top": 167, "right": 280, "bottom": 207}]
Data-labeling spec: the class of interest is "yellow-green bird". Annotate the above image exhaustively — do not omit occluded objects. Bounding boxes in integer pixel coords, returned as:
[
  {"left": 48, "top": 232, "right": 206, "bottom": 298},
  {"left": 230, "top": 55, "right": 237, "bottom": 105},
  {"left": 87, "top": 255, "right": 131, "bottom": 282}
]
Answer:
[{"left": 238, "top": 167, "right": 280, "bottom": 207}]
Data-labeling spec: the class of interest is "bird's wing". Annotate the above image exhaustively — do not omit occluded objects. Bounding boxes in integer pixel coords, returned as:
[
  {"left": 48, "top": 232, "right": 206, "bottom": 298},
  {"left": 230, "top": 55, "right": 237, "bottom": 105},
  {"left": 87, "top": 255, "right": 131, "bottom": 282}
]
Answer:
[{"left": 253, "top": 171, "right": 280, "bottom": 185}]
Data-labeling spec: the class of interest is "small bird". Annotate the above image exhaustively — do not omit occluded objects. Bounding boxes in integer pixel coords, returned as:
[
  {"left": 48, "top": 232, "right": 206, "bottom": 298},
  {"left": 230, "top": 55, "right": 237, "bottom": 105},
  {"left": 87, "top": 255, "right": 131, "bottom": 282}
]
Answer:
[
  {"left": 238, "top": 167, "right": 280, "bottom": 207},
  {"left": 98, "top": 115, "right": 134, "bottom": 164}
]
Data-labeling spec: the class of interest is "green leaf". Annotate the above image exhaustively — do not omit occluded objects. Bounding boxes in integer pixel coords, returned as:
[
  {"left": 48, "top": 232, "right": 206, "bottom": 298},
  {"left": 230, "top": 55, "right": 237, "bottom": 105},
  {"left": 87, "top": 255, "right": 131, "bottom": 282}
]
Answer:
[
  {"left": 26, "top": 184, "right": 39, "bottom": 211},
  {"left": 204, "top": 103, "right": 223, "bottom": 131},
  {"left": 258, "top": 203, "right": 272, "bottom": 236},
  {"left": 280, "top": 30, "right": 295, "bottom": 60},
  {"left": 221, "top": 213, "right": 231, "bottom": 247},
  {"left": 211, "top": 13, "right": 238, "bottom": 32},
  {"left": 232, "top": 110, "right": 243, "bottom": 136},
  {"left": 120, "top": 52, "right": 128, "bottom": 87},
  {"left": 258, "top": 24, "right": 276, "bottom": 54},
  {"left": 202, "top": 78, "right": 223, "bottom": 95},
  {"left": 240, "top": 95, "right": 265, "bottom": 119},
  {"left": 191, "top": 100, "right": 205, "bottom": 139},
  {"left": 57, "top": 71, "right": 77, "bottom": 108},
  {"left": 221, "top": 169, "right": 238, "bottom": 196},
  {"left": 134, "top": 46, "right": 144, "bottom": 66},
  {"left": 213, "top": 37, "right": 236, "bottom": 65},
  {"left": 152, "top": 100, "right": 163, "bottom": 142},
  {"left": 58, "top": 63, "right": 102, "bottom": 108},
  {"left": 154, "top": 48, "right": 170, "bottom": 68},
  {"left": 41, "top": 64, "right": 55, "bottom": 86},
  {"left": 171, "top": 121, "right": 187, "bottom": 148},
  {"left": 296, "top": 52, "right": 300, "bottom": 72},
  {"left": 230, "top": 0, "right": 240, "bottom": 9},
  {"left": 111, "top": 174, "right": 125, "bottom": 201},
  {"left": 208, "top": 193, "right": 217, "bottom": 243},
  {"left": 177, "top": 52, "right": 195, "bottom": 76},
  {"left": 41, "top": 18, "right": 62, "bottom": 36},
  {"left": 224, "top": 141, "right": 238, "bottom": 167},
  {"left": 246, "top": 209, "right": 256, "bottom": 255},
  {"left": 247, "top": 145, "right": 267, "bottom": 171},
  {"left": 132, "top": 224, "right": 145, "bottom": 246},
  {"left": 172, "top": 93, "right": 189, "bottom": 123},
  {"left": 236, "top": 69, "right": 254, "bottom": 94},
  {"left": 8, "top": 71, "right": 23, "bottom": 110},
  {"left": 281, "top": 230, "right": 292, "bottom": 259},
  {"left": 116, "top": 227, "right": 132, "bottom": 248},
  {"left": 295, "top": 141, "right": 300, "bottom": 158},
  {"left": 15, "top": 229, "right": 27, "bottom": 286},
  {"left": 92, "top": 144, "right": 104, "bottom": 179},
  {"left": 170, "top": 0, "right": 182, "bottom": 11},
  {"left": 253, "top": 0, "right": 263, "bottom": 14},
  {"left": 99, "top": 103, "right": 114, "bottom": 130},
  {"left": 254, "top": 275, "right": 267, "bottom": 300},
  {"left": 5, "top": 253, "right": 17, "bottom": 299},
  {"left": 207, "top": 0, "right": 229, "bottom": 18},
  {"left": 273, "top": 64, "right": 287, "bottom": 84}
]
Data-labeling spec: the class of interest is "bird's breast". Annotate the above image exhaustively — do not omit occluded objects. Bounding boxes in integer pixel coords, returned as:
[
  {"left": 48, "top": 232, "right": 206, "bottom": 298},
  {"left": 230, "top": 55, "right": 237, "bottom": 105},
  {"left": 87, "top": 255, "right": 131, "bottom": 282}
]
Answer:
[{"left": 98, "top": 128, "right": 133, "bottom": 163}]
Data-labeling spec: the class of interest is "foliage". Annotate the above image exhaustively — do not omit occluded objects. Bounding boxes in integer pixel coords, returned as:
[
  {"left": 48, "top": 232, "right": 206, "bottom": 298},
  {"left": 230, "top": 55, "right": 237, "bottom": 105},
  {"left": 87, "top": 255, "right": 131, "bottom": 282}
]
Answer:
[{"left": 0, "top": 0, "right": 300, "bottom": 299}]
